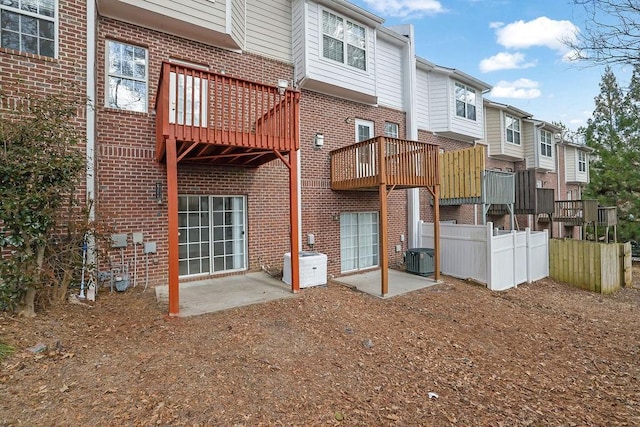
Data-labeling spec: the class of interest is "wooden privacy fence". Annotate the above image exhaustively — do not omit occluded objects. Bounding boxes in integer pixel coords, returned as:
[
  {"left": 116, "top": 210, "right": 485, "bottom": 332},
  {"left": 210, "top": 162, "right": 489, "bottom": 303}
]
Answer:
[
  {"left": 419, "top": 222, "right": 549, "bottom": 291},
  {"left": 549, "top": 240, "right": 632, "bottom": 294}
]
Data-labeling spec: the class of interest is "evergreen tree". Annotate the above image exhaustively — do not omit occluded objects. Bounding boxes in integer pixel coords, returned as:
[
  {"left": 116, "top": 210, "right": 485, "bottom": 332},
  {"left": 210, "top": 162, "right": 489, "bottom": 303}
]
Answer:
[{"left": 583, "top": 67, "right": 640, "bottom": 241}]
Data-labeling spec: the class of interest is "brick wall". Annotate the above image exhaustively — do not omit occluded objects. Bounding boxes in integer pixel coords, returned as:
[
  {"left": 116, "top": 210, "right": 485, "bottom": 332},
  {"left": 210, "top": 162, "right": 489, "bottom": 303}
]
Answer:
[
  {"left": 299, "top": 90, "right": 408, "bottom": 276},
  {"left": 0, "top": 0, "right": 88, "bottom": 257},
  {"left": 96, "top": 18, "right": 295, "bottom": 286}
]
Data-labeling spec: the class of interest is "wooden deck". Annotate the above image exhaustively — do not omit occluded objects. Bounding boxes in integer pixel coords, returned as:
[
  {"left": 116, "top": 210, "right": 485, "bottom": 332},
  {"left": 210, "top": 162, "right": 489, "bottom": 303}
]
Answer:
[
  {"left": 155, "top": 62, "right": 300, "bottom": 167},
  {"left": 489, "top": 169, "right": 554, "bottom": 215},
  {"left": 330, "top": 137, "right": 440, "bottom": 190},
  {"left": 553, "top": 200, "right": 598, "bottom": 226},
  {"left": 439, "top": 146, "right": 515, "bottom": 207},
  {"left": 154, "top": 62, "right": 302, "bottom": 315}
]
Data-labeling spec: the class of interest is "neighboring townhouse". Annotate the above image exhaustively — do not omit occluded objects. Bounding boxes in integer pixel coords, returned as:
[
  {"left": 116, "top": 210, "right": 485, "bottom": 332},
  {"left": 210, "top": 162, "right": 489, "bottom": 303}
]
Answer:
[
  {"left": 412, "top": 58, "right": 502, "bottom": 230},
  {"left": 292, "top": 1, "right": 418, "bottom": 278},
  {"left": 555, "top": 136, "right": 592, "bottom": 238}
]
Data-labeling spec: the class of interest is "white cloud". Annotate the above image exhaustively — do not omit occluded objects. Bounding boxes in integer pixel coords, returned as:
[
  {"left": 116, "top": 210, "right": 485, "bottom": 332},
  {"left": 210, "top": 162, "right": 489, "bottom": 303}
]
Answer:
[
  {"left": 490, "top": 79, "right": 541, "bottom": 99},
  {"left": 489, "top": 21, "right": 504, "bottom": 29},
  {"left": 493, "top": 17, "right": 579, "bottom": 55},
  {"left": 479, "top": 52, "right": 536, "bottom": 73},
  {"left": 361, "top": 0, "right": 444, "bottom": 18}
]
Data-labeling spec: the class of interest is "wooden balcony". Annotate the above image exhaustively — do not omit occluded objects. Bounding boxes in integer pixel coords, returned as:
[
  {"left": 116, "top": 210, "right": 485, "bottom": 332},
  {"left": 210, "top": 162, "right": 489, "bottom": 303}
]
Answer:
[
  {"left": 330, "top": 137, "right": 439, "bottom": 191},
  {"left": 440, "top": 146, "right": 515, "bottom": 206},
  {"left": 554, "top": 200, "right": 598, "bottom": 225},
  {"left": 155, "top": 62, "right": 300, "bottom": 167},
  {"left": 489, "top": 169, "right": 554, "bottom": 215}
]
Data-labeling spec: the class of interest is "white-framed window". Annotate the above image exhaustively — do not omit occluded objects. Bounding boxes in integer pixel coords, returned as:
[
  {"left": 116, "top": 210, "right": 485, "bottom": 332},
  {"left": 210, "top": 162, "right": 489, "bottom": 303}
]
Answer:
[
  {"left": 454, "top": 82, "right": 476, "bottom": 120},
  {"left": 340, "top": 212, "right": 379, "bottom": 272},
  {"left": 178, "top": 195, "right": 247, "bottom": 276},
  {"left": 322, "top": 9, "right": 366, "bottom": 71},
  {"left": 106, "top": 40, "right": 148, "bottom": 112},
  {"left": 578, "top": 151, "right": 586, "bottom": 172},
  {"left": 384, "top": 122, "right": 399, "bottom": 138},
  {"left": 540, "top": 130, "right": 553, "bottom": 157},
  {"left": 0, "top": 0, "right": 56, "bottom": 57},
  {"left": 505, "top": 114, "right": 521, "bottom": 145},
  {"left": 355, "top": 119, "right": 374, "bottom": 142}
]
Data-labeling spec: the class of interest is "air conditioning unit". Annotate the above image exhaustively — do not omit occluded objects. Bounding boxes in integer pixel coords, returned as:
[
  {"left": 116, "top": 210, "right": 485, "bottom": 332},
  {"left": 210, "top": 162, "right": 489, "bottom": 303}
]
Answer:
[{"left": 406, "top": 248, "right": 435, "bottom": 276}]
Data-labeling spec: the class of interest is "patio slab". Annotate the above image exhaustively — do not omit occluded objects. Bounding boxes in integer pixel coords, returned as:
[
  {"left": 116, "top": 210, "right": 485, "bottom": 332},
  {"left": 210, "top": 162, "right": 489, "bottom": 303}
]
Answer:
[
  {"left": 155, "top": 272, "right": 296, "bottom": 317},
  {"left": 333, "top": 268, "right": 440, "bottom": 298}
]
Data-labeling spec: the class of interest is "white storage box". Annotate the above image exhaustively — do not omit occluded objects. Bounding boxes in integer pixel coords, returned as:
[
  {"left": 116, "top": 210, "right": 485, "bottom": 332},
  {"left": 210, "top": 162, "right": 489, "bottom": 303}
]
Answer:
[{"left": 283, "top": 252, "right": 327, "bottom": 288}]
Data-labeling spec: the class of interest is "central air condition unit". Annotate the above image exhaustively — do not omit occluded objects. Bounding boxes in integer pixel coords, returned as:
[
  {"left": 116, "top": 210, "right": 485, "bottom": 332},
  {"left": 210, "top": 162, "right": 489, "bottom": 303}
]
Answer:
[
  {"left": 406, "top": 248, "right": 435, "bottom": 276},
  {"left": 283, "top": 252, "right": 328, "bottom": 288}
]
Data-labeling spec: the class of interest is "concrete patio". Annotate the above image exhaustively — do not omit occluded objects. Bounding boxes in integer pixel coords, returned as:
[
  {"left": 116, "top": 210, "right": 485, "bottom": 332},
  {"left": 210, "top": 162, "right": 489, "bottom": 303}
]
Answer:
[{"left": 155, "top": 269, "right": 440, "bottom": 317}]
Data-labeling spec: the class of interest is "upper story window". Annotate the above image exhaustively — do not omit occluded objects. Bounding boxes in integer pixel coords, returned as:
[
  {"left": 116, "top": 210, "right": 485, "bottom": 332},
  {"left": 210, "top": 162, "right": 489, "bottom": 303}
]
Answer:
[
  {"left": 384, "top": 122, "right": 399, "bottom": 138},
  {"left": 578, "top": 151, "right": 587, "bottom": 172},
  {"left": 106, "top": 40, "right": 148, "bottom": 113},
  {"left": 322, "top": 10, "right": 366, "bottom": 71},
  {"left": 505, "top": 114, "right": 521, "bottom": 145},
  {"left": 0, "top": 0, "right": 56, "bottom": 58},
  {"left": 454, "top": 82, "right": 476, "bottom": 121},
  {"left": 540, "top": 130, "right": 553, "bottom": 157}
]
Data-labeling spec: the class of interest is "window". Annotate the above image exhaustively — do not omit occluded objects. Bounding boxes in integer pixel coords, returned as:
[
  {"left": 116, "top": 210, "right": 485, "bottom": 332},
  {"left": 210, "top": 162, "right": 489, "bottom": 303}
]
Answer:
[
  {"left": 0, "top": 0, "right": 56, "bottom": 57},
  {"left": 355, "top": 119, "right": 373, "bottom": 142},
  {"left": 384, "top": 122, "right": 399, "bottom": 138},
  {"left": 578, "top": 151, "right": 586, "bottom": 172},
  {"left": 178, "top": 195, "right": 246, "bottom": 276},
  {"left": 322, "top": 10, "right": 366, "bottom": 70},
  {"left": 340, "top": 212, "right": 379, "bottom": 272},
  {"left": 540, "top": 130, "right": 553, "bottom": 157},
  {"left": 106, "top": 40, "right": 148, "bottom": 112},
  {"left": 505, "top": 114, "right": 521, "bottom": 145},
  {"left": 454, "top": 82, "right": 476, "bottom": 120},
  {"left": 355, "top": 119, "right": 374, "bottom": 177}
]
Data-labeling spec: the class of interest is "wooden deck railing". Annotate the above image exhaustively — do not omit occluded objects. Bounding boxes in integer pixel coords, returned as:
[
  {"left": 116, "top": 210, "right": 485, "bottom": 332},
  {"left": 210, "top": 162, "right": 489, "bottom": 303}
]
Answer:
[
  {"left": 330, "top": 137, "right": 439, "bottom": 190},
  {"left": 155, "top": 62, "right": 299, "bottom": 162},
  {"left": 554, "top": 200, "right": 598, "bottom": 225}
]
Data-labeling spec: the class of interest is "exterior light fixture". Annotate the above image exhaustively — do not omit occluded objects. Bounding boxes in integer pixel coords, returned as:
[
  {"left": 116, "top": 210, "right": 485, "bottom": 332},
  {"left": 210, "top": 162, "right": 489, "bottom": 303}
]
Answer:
[
  {"left": 277, "top": 79, "right": 288, "bottom": 95},
  {"left": 314, "top": 133, "right": 324, "bottom": 148}
]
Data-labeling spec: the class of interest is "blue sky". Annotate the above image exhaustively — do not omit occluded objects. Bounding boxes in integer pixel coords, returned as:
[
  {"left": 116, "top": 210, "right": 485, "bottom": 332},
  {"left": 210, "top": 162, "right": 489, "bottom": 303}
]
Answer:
[{"left": 350, "top": 0, "right": 627, "bottom": 131}]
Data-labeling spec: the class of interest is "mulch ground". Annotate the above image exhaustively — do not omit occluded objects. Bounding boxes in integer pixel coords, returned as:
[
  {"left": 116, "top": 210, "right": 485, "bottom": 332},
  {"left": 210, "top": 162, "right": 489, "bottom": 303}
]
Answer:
[{"left": 1, "top": 268, "right": 639, "bottom": 426}]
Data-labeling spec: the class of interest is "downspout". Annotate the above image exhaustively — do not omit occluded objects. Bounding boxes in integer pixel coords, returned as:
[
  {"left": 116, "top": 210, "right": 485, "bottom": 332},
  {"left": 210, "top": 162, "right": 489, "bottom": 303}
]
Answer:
[
  {"left": 394, "top": 24, "right": 420, "bottom": 248},
  {"left": 86, "top": 0, "right": 96, "bottom": 257},
  {"left": 556, "top": 136, "right": 562, "bottom": 238}
]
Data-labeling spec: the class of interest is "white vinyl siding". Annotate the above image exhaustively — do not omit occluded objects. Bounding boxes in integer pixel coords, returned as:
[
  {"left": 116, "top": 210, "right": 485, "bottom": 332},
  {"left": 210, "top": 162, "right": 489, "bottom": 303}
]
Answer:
[
  {"left": 377, "top": 37, "right": 403, "bottom": 110},
  {"left": 98, "top": 0, "right": 243, "bottom": 50},
  {"left": 245, "top": 0, "right": 291, "bottom": 62},
  {"left": 428, "top": 74, "right": 484, "bottom": 140},
  {"left": 293, "top": 2, "right": 376, "bottom": 101},
  {"left": 0, "top": 0, "right": 56, "bottom": 58},
  {"left": 454, "top": 82, "right": 476, "bottom": 120},
  {"left": 415, "top": 68, "right": 430, "bottom": 130},
  {"left": 292, "top": 0, "right": 306, "bottom": 76}
]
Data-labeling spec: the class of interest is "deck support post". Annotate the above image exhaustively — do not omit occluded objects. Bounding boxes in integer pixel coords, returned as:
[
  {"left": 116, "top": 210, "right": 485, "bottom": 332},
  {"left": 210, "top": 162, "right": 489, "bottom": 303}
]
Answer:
[
  {"left": 167, "top": 138, "right": 180, "bottom": 316},
  {"left": 433, "top": 185, "right": 440, "bottom": 281},
  {"left": 289, "top": 150, "right": 300, "bottom": 293},
  {"left": 379, "top": 138, "right": 389, "bottom": 296}
]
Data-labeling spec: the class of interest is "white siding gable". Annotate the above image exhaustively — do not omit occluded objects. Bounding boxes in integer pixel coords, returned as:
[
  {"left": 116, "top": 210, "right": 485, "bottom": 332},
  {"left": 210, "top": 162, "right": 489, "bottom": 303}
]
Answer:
[
  {"left": 294, "top": 1, "right": 377, "bottom": 103},
  {"left": 415, "top": 68, "right": 429, "bottom": 130},
  {"left": 246, "top": 0, "right": 292, "bottom": 63},
  {"left": 376, "top": 37, "right": 404, "bottom": 110}
]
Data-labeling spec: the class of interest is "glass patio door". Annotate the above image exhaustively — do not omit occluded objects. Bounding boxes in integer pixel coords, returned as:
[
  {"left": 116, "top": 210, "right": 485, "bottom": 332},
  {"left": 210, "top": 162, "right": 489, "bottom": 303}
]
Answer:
[
  {"left": 340, "top": 212, "right": 379, "bottom": 272},
  {"left": 178, "top": 195, "right": 246, "bottom": 276}
]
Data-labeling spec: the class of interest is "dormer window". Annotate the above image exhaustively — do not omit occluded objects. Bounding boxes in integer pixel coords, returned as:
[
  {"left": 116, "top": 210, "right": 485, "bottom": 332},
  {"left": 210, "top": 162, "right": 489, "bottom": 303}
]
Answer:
[
  {"left": 540, "top": 130, "right": 553, "bottom": 157},
  {"left": 322, "top": 10, "right": 366, "bottom": 71},
  {"left": 454, "top": 82, "right": 476, "bottom": 121},
  {"left": 505, "top": 114, "right": 521, "bottom": 145}
]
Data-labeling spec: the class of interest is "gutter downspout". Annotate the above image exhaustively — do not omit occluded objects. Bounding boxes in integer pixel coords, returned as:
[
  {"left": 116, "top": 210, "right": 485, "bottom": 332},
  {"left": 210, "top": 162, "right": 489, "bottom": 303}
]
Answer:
[{"left": 86, "top": 0, "right": 96, "bottom": 258}]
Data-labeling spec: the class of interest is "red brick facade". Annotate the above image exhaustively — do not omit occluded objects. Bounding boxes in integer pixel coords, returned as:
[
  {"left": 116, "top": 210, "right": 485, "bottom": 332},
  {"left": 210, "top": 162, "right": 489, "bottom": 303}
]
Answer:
[
  {"left": 299, "top": 91, "right": 408, "bottom": 276},
  {"left": 95, "top": 18, "right": 295, "bottom": 286}
]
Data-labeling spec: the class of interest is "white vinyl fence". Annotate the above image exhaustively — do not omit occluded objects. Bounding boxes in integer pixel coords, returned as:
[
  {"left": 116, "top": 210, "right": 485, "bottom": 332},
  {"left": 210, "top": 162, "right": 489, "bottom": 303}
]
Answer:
[{"left": 419, "top": 221, "right": 549, "bottom": 291}]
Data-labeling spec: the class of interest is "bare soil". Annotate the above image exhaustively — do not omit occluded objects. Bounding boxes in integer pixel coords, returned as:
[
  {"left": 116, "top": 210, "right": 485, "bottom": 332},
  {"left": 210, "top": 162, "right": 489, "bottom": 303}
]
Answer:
[{"left": 1, "top": 268, "right": 640, "bottom": 426}]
